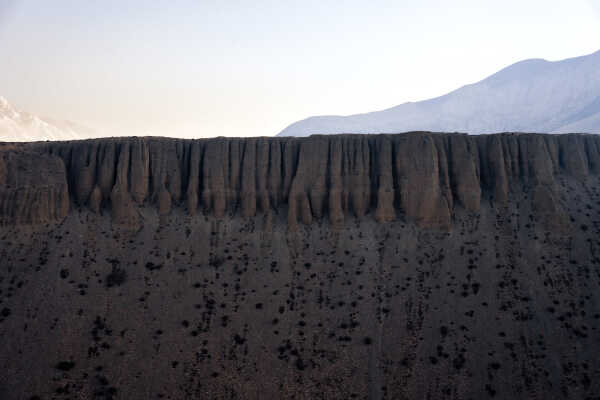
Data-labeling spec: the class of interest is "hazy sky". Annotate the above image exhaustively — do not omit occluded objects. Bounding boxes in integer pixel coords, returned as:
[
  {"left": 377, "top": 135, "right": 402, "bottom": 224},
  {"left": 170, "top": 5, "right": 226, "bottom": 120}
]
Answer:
[{"left": 1, "top": 0, "right": 599, "bottom": 138}]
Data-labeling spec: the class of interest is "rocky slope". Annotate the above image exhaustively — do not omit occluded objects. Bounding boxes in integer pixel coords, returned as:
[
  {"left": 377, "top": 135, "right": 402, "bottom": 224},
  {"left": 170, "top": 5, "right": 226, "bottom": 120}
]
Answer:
[{"left": 1, "top": 133, "right": 600, "bottom": 399}]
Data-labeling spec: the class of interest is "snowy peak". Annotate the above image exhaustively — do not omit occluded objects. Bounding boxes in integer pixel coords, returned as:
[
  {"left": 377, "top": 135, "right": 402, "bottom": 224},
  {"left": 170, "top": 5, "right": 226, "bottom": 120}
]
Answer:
[
  {"left": 0, "top": 97, "right": 94, "bottom": 142},
  {"left": 0, "top": 96, "right": 20, "bottom": 119},
  {"left": 278, "top": 50, "right": 600, "bottom": 136}
]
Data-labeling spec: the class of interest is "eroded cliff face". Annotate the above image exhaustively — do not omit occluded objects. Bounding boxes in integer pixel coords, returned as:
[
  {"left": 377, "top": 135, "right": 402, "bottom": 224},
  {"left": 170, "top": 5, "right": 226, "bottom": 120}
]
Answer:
[
  {"left": 0, "top": 149, "right": 69, "bottom": 224},
  {"left": 2, "top": 133, "right": 600, "bottom": 400},
  {"left": 2, "top": 132, "right": 599, "bottom": 230}
]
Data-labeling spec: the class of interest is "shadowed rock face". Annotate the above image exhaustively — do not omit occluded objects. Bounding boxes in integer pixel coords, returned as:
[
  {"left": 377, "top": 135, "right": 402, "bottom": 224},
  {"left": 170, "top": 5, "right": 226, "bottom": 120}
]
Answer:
[{"left": 1, "top": 133, "right": 600, "bottom": 399}]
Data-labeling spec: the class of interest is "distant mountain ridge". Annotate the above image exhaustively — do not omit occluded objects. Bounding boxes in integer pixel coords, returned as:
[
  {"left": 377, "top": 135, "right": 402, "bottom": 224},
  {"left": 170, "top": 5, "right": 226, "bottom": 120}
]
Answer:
[
  {"left": 278, "top": 50, "right": 600, "bottom": 136},
  {"left": 0, "top": 96, "right": 94, "bottom": 142}
]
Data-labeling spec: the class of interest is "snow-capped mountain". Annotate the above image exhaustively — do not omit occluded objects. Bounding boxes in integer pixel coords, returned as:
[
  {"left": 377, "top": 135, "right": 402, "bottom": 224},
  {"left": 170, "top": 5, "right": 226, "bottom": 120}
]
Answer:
[
  {"left": 278, "top": 50, "right": 600, "bottom": 136},
  {"left": 0, "top": 97, "right": 94, "bottom": 142}
]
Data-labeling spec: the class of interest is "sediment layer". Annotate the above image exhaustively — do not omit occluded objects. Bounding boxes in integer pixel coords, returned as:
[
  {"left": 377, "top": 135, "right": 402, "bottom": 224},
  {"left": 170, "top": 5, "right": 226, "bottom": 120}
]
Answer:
[{"left": 2, "top": 132, "right": 599, "bottom": 229}]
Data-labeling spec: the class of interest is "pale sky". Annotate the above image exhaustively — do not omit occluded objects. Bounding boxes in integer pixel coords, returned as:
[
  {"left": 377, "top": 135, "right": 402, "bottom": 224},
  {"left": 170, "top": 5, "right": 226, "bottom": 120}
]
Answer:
[{"left": 1, "top": 0, "right": 599, "bottom": 138}]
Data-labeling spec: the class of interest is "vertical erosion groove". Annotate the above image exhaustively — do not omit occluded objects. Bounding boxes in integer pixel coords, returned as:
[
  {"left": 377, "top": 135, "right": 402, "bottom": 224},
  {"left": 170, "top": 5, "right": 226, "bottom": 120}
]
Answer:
[
  {"left": 2, "top": 133, "right": 599, "bottom": 228},
  {"left": 374, "top": 136, "right": 395, "bottom": 223}
]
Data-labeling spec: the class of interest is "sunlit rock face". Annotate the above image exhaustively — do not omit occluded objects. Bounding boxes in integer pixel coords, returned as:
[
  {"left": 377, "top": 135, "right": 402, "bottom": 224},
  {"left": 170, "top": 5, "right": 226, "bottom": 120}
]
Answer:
[{"left": 1, "top": 132, "right": 599, "bottom": 399}]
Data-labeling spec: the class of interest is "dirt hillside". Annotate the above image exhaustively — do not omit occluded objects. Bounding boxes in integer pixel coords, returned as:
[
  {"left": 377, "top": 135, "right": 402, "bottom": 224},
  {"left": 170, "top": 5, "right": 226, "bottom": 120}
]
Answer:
[{"left": 1, "top": 133, "right": 599, "bottom": 399}]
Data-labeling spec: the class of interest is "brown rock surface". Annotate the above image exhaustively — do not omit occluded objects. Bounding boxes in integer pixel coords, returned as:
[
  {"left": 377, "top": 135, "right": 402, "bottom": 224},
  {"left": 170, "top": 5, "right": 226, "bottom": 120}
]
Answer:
[
  {"left": 0, "top": 149, "right": 69, "bottom": 224},
  {"left": 157, "top": 187, "right": 172, "bottom": 215},
  {"left": 110, "top": 186, "right": 141, "bottom": 230},
  {"left": 4, "top": 132, "right": 598, "bottom": 228},
  {"left": 1, "top": 132, "right": 600, "bottom": 399},
  {"left": 394, "top": 134, "right": 452, "bottom": 229},
  {"left": 88, "top": 185, "right": 102, "bottom": 214}
]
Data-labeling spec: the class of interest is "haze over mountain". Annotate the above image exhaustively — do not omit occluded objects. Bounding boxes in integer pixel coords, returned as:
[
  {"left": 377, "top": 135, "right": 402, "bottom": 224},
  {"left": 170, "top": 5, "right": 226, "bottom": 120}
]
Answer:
[
  {"left": 0, "top": 97, "right": 95, "bottom": 142},
  {"left": 279, "top": 50, "right": 600, "bottom": 136}
]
